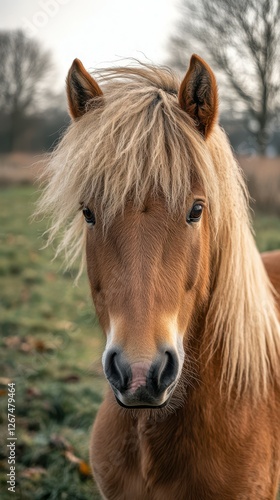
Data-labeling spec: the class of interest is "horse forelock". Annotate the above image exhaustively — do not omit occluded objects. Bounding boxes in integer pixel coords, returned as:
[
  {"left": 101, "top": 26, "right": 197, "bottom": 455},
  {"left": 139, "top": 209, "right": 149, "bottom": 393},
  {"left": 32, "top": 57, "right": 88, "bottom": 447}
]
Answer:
[{"left": 37, "top": 62, "right": 280, "bottom": 400}]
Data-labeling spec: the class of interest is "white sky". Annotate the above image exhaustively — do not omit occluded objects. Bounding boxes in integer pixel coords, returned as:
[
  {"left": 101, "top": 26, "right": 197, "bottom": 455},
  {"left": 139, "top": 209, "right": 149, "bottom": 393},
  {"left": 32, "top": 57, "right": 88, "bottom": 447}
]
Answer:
[{"left": 0, "top": 0, "right": 180, "bottom": 88}]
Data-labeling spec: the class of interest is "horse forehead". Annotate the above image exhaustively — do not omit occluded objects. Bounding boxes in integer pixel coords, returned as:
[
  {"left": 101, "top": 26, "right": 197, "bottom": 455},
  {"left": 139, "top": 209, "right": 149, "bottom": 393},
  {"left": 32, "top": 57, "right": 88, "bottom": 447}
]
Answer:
[
  {"left": 102, "top": 198, "right": 171, "bottom": 237},
  {"left": 123, "top": 195, "right": 170, "bottom": 213},
  {"left": 100, "top": 189, "right": 204, "bottom": 242}
]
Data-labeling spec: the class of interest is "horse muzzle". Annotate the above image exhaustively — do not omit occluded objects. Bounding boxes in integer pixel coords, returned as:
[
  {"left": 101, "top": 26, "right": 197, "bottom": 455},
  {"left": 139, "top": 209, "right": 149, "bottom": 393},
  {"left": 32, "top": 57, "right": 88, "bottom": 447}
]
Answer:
[{"left": 103, "top": 347, "right": 179, "bottom": 408}]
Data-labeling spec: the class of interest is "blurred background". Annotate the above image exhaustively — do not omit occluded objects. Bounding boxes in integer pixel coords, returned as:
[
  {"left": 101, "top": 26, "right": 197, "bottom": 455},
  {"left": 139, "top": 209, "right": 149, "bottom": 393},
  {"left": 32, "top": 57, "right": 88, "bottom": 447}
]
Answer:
[{"left": 0, "top": 1, "right": 279, "bottom": 499}]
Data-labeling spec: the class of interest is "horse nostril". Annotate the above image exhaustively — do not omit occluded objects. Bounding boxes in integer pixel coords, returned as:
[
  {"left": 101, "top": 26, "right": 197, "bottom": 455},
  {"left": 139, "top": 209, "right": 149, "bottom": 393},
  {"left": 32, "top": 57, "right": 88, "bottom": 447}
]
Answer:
[
  {"left": 104, "top": 349, "right": 130, "bottom": 391},
  {"left": 148, "top": 349, "right": 179, "bottom": 395},
  {"left": 158, "top": 350, "right": 179, "bottom": 389}
]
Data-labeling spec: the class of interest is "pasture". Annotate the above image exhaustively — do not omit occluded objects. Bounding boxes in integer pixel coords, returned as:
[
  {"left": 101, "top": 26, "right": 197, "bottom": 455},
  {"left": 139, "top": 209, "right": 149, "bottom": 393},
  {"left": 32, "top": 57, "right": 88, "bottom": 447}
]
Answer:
[
  {"left": 0, "top": 184, "right": 280, "bottom": 499},
  {"left": 0, "top": 186, "right": 105, "bottom": 499}
]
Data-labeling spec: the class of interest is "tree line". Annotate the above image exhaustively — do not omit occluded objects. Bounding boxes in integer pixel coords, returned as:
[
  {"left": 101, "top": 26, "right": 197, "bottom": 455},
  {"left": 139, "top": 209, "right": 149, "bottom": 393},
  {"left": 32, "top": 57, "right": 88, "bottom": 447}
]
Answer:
[
  {"left": 0, "top": 29, "right": 68, "bottom": 153},
  {"left": 168, "top": 0, "right": 280, "bottom": 155},
  {"left": 1, "top": 4, "right": 280, "bottom": 156}
]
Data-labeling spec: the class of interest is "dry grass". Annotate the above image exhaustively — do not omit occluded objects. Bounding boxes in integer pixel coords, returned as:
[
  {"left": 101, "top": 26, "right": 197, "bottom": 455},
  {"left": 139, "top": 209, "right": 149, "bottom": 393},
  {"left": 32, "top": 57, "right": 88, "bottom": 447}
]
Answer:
[
  {"left": 239, "top": 156, "right": 280, "bottom": 214},
  {"left": 0, "top": 153, "right": 45, "bottom": 186}
]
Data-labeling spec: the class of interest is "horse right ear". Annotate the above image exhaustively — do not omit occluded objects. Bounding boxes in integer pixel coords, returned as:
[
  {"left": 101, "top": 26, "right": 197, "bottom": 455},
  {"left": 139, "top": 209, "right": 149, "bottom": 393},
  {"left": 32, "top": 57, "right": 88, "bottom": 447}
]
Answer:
[
  {"left": 178, "top": 54, "right": 218, "bottom": 138},
  {"left": 66, "top": 59, "right": 103, "bottom": 120}
]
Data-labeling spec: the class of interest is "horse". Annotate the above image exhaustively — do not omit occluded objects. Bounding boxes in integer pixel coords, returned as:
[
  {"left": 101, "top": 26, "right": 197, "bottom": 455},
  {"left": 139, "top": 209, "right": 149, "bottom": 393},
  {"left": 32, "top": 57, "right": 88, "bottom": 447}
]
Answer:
[{"left": 38, "top": 54, "right": 280, "bottom": 499}]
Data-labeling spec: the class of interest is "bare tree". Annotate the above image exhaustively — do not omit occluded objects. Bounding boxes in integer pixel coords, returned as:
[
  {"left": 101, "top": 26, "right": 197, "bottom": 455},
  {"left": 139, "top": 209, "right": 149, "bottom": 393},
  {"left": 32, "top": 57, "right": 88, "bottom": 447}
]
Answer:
[
  {"left": 167, "top": 0, "right": 280, "bottom": 154},
  {"left": 0, "top": 30, "right": 53, "bottom": 151}
]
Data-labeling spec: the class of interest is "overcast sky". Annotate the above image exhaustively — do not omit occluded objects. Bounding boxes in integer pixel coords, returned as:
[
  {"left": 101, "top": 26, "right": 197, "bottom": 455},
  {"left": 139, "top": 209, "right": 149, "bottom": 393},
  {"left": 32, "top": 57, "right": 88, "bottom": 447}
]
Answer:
[{"left": 1, "top": 0, "right": 180, "bottom": 88}]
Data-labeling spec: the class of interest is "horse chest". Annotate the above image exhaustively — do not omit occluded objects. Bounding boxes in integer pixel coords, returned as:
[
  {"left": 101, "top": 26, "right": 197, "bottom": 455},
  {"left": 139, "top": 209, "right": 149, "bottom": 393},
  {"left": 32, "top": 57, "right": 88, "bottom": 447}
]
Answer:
[
  {"left": 95, "top": 412, "right": 228, "bottom": 499},
  {"left": 91, "top": 394, "right": 280, "bottom": 499},
  {"left": 116, "top": 423, "right": 269, "bottom": 500},
  {"left": 133, "top": 416, "right": 220, "bottom": 498}
]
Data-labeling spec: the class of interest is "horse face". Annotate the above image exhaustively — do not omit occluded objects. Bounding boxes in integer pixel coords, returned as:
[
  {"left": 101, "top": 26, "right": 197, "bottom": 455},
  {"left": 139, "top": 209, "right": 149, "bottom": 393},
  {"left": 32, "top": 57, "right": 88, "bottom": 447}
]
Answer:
[
  {"left": 85, "top": 192, "right": 210, "bottom": 408},
  {"left": 65, "top": 54, "right": 216, "bottom": 407}
]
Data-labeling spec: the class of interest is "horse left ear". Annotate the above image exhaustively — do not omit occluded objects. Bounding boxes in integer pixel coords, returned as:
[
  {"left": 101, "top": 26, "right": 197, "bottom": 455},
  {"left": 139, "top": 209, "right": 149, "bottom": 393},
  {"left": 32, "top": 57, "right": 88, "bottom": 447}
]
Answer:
[
  {"left": 66, "top": 58, "right": 103, "bottom": 119},
  {"left": 178, "top": 54, "right": 218, "bottom": 138}
]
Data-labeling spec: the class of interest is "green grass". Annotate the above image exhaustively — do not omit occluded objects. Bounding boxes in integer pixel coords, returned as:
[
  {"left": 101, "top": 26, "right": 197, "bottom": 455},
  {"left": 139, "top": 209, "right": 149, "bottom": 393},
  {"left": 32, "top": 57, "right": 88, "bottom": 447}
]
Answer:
[
  {"left": 0, "top": 186, "right": 279, "bottom": 500},
  {"left": 253, "top": 212, "right": 280, "bottom": 252},
  {"left": 0, "top": 187, "right": 105, "bottom": 499}
]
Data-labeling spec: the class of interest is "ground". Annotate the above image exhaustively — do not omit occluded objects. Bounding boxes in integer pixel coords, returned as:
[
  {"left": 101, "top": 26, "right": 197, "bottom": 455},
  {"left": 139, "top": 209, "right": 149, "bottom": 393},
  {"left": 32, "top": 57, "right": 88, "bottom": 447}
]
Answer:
[{"left": 0, "top": 187, "right": 105, "bottom": 499}]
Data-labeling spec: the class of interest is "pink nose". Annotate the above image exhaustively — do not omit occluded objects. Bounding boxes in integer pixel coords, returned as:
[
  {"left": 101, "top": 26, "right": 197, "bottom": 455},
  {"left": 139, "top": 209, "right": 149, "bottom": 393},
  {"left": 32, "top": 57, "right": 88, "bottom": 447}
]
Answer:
[{"left": 129, "top": 362, "right": 151, "bottom": 393}]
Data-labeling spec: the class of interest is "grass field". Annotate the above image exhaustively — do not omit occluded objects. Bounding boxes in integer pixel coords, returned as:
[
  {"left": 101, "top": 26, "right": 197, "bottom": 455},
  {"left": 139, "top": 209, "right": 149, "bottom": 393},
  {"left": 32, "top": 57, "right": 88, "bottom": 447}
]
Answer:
[
  {"left": 0, "top": 187, "right": 105, "bottom": 499},
  {"left": 0, "top": 186, "right": 280, "bottom": 500}
]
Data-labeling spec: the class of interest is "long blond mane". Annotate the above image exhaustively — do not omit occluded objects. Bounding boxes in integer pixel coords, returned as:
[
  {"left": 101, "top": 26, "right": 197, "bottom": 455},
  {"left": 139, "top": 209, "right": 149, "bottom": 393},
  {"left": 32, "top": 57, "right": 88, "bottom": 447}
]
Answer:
[{"left": 37, "top": 63, "right": 280, "bottom": 399}]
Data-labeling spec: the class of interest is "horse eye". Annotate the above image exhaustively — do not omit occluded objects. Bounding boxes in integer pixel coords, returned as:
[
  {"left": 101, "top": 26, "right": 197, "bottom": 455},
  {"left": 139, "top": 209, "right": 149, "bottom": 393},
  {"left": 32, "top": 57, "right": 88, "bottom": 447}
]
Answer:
[
  {"left": 187, "top": 203, "right": 203, "bottom": 224},
  {"left": 82, "top": 207, "right": 96, "bottom": 226}
]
